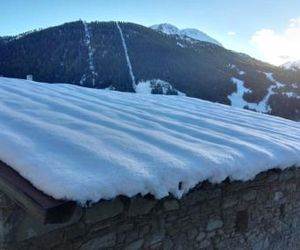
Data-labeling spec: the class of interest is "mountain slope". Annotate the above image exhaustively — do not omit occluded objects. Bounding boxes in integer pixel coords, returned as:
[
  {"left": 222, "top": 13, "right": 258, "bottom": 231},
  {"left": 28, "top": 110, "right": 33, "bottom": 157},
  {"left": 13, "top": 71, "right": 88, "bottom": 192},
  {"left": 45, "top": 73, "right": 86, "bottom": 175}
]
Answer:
[{"left": 0, "top": 21, "right": 299, "bottom": 121}]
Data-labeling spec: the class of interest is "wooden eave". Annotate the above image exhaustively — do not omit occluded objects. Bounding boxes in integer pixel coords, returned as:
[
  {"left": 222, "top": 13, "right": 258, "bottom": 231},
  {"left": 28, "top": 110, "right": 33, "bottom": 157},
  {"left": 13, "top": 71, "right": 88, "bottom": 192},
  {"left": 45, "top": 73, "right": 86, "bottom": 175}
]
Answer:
[{"left": 0, "top": 160, "right": 77, "bottom": 224}]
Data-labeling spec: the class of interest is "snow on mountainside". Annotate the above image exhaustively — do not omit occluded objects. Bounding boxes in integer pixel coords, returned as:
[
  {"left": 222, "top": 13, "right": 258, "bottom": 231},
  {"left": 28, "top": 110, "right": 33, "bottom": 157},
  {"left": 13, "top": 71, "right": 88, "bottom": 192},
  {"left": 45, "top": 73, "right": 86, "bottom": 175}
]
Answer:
[
  {"left": 136, "top": 79, "right": 186, "bottom": 96},
  {"left": 150, "top": 23, "right": 222, "bottom": 46},
  {"left": 81, "top": 22, "right": 97, "bottom": 87},
  {"left": 281, "top": 60, "right": 300, "bottom": 71},
  {"left": 228, "top": 73, "right": 285, "bottom": 113},
  {"left": 0, "top": 77, "right": 300, "bottom": 205},
  {"left": 116, "top": 21, "right": 136, "bottom": 89}
]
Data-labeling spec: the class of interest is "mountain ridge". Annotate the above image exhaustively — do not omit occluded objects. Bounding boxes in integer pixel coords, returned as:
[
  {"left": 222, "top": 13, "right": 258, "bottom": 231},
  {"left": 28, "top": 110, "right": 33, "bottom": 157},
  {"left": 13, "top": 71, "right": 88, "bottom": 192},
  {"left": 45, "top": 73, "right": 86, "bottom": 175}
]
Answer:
[{"left": 150, "top": 23, "right": 222, "bottom": 46}]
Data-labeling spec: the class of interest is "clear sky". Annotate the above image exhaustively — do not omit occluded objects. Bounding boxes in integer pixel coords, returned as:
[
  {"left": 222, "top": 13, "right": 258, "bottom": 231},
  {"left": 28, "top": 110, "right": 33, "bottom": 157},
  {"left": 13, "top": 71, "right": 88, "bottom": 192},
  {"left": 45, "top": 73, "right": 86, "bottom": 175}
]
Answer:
[{"left": 1, "top": 0, "right": 300, "bottom": 65}]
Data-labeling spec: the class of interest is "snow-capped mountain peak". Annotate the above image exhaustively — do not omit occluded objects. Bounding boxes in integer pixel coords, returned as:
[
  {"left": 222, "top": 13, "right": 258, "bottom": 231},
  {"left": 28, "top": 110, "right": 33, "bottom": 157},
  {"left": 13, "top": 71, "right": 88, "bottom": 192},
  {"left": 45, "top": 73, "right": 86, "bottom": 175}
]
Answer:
[
  {"left": 150, "top": 23, "right": 180, "bottom": 35},
  {"left": 281, "top": 60, "right": 300, "bottom": 71},
  {"left": 180, "top": 28, "right": 222, "bottom": 46},
  {"left": 150, "top": 23, "right": 222, "bottom": 47}
]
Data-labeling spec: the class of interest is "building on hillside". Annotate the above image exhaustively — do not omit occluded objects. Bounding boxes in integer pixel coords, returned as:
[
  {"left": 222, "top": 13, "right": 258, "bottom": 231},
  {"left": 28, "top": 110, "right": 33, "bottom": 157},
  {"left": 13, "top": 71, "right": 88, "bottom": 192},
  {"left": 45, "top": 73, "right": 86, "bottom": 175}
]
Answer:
[{"left": 26, "top": 74, "right": 33, "bottom": 81}]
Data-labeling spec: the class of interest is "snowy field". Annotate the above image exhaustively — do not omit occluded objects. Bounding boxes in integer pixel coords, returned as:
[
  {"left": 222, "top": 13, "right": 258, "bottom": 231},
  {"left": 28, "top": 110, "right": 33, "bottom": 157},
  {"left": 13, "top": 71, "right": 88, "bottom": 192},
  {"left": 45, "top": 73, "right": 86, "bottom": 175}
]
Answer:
[{"left": 0, "top": 77, "right": 299, "bottom": 205}]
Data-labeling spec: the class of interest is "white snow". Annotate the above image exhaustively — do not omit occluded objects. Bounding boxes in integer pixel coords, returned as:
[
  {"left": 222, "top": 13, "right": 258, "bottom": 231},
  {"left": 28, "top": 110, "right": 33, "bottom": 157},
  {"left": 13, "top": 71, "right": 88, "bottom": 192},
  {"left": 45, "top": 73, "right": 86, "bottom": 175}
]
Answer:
[
  {"left": 82, "top": 21, "right": 97, "bottom": 87},
  {"left": 284, "top": 92, "right": 300, "bottom": 99},
  {"left": 228, "top": 64, "right": 237, "bottom": 70},
  {"left": 261, "top": 73, "right": 285, "bottom": 111},
  {"left": 228, "top": 64, "right": 246, "bottom": 76},
  {"left": 116, "top": 22, "right": 136, "bottom": 90},
  {"left": 0, "top": 77, "right": 300, "bottom": 205},
  {"left": 136, "top": 81, "right": 152, "bottom": 94},
  {"left": 281, "top": 60, "right": 300, "bottom": 71},
  {"left": 229, "top": 74, "right": 286, "bottom": 113},
  {"left": 228, "top": 77, "right": 268, "bottom": 112},
  {"left": 151, "top": 23, "right": 222, "bottom": 47},
  {"left": 79, "top": 74, "right": 86, "bottom": 86},
  {"left": 104, "top": 85, "right": 116, "bottom": 91},
  {"left": 136, "top": 79, "right": 186, "bottom": 96},
  {"left": 285, "top": 92, "right": 294, "bottom": 98},
  {"left": 180, "top": 28, "right": 222, "bottom": 47},
  {"left": 151, "top": 23, "right": 180, "bottom": 35},
  {"left": 228, "top": 77, "right": 252, "bottom": 108},
  {"left": 176, "top": 42, "right": 185, "bottom": 48},
  {"left": 265, "top": 73, "right": 285, "bottom": 89}
]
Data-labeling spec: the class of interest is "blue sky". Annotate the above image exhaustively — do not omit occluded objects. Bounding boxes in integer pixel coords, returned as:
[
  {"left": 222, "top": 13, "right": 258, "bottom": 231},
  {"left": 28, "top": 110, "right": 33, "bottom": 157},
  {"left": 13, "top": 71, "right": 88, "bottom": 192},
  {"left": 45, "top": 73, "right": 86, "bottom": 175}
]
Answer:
[{"left": 1, "top": 0, "right": 300, "bottom": 65}]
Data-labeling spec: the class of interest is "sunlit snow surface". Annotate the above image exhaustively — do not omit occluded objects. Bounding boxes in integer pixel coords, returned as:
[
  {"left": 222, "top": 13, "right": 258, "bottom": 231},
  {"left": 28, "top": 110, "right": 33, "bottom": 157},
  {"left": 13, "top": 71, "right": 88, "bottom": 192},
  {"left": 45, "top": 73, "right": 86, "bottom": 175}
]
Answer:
[{"left": 0, "top": 77, "right": 300, "bottom": 205}]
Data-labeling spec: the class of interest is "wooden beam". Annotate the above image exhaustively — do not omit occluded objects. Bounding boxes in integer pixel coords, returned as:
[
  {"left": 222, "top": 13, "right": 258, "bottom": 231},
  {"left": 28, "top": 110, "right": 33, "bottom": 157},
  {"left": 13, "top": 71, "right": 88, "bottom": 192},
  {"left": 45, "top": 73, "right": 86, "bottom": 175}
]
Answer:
[{"left": 0, "top": 160, "right": 77, "bottom": 224}]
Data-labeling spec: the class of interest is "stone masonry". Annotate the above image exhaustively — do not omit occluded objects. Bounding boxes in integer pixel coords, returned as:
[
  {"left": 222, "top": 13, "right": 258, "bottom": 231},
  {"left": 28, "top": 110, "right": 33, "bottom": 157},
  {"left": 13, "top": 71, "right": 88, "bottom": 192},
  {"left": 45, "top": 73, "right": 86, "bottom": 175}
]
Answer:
[{"left": 1, "top": 167, "right": 300, "bottom": 249}]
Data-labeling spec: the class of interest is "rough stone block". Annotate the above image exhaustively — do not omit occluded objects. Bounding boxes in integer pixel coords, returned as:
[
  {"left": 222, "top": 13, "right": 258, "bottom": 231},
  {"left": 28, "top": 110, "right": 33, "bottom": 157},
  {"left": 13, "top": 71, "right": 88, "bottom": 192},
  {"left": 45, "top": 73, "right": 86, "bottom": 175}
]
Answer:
[
  {"left": 144, "top": 231, "right": 165, "bottom": 247},
  {"left": 80, "top": 233, "right": 116, "bottom": 250},
  {"left": 242, "top": 190, "right": 257, "bottom": 201},
  {"left": 222, "top": 196, "right": 238, "bottom": 209},
  {"left": 196, "top": 232, "right": 206, "bottom": 241},
  {"left": 125, "top": 239, "right": 144, "bottom": 250},
  {"left": 274, "top": 192, "right": 284, "bottom": 201},
  {"left": 85, "top": 198, "right": 123, "bottom": 223},
  {"left": 127, "top": 197, "right": 157, "bottom": 216},
  {"left": 206, "top": 219, "right": 223, "bottom": 231},
  {"left": 163, "top": 199, "right": 179, "bottom": 211}
]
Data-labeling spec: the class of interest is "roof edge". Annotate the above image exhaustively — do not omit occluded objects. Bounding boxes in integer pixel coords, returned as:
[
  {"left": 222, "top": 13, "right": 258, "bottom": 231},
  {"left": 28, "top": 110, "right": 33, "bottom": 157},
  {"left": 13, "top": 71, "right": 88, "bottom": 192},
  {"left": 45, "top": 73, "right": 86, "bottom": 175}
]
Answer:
[{"left": 0, "top": 160, "right": 78, "bottom": 224}]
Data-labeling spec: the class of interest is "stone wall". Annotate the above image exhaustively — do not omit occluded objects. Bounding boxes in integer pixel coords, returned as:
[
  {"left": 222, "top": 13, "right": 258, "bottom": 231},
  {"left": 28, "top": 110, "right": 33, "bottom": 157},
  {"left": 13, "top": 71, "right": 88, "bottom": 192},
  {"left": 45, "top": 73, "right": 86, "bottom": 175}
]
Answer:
[{"left": 2, "top": 167, "right": 300, "bottom": 250}]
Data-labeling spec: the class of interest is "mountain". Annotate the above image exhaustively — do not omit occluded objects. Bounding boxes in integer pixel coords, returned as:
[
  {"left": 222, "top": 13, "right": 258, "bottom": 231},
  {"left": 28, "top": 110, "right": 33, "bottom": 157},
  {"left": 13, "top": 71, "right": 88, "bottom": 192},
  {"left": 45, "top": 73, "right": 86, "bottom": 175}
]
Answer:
[
  {"left": 281, "top": 60, "right": 300, "bottom": 71},
  {"left": 150, "top": 23, "right": 222, "bottom": 46},
  {"left": 0, "top": 20, "right": 299, "bottom": 121}
]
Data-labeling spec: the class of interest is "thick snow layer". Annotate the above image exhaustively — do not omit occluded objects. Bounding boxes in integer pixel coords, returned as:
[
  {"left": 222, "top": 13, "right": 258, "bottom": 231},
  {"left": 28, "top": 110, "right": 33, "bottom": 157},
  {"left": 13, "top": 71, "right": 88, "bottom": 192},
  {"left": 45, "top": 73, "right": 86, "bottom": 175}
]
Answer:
[
  {"left": 150, "top": 23, "right": 222, "bottom": 47},
  {"left": 0, "top": 77, "right": 300, "bottom": 205}
]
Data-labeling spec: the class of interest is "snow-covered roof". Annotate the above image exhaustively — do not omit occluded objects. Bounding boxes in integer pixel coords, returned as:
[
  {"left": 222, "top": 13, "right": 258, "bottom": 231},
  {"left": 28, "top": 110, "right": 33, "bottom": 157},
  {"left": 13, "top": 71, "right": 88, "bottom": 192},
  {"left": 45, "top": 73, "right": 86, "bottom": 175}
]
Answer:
[{"left": 0, "top": 77, "right": 300, "bottom": 205}]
